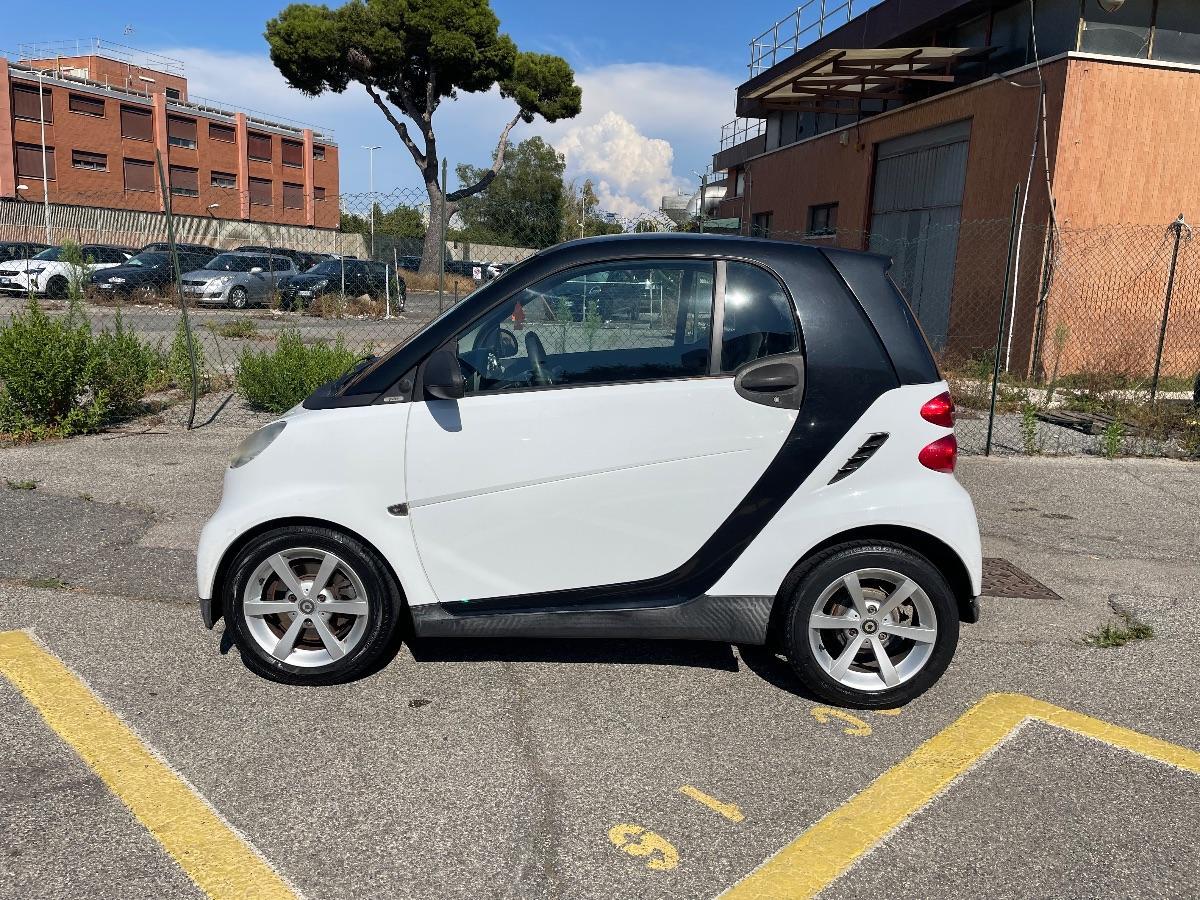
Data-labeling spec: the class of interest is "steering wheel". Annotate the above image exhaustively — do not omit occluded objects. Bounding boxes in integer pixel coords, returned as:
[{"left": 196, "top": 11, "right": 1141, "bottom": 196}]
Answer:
[{"left": 525, "top": 332, "right": 553, "bottom": 386}]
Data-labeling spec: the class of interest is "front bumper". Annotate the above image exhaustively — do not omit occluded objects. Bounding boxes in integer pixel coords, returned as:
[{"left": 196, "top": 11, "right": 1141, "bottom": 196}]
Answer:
[
  {"left": 0, "top": 271, "right": 37, "bottom": 293},
  {"left": 200, "top": 595, "right": 219, "bottom": 629}
]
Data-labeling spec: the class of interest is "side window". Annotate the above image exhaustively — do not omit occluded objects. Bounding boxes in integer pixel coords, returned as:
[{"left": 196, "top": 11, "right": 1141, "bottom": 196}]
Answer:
[
  {"left": 453, "top": 259, "right": 714, "bottom": 395},
  {"left": 721, "top": 262, "right": 799, "bottom": 372}
]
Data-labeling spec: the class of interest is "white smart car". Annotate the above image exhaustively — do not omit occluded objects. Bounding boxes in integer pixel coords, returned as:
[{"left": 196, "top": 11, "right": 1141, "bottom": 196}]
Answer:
[{"left": 197, "top": 233, "right": 982, "bottom": 708}]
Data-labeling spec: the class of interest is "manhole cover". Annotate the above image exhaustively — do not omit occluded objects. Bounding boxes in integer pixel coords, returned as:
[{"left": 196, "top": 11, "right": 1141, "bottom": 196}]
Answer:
[{"left": 982, "top": 558, "right": 1061, "bottom": 600}]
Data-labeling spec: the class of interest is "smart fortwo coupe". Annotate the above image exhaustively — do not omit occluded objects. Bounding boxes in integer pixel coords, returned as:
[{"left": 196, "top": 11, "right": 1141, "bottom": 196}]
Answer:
[{"left": 197, "top": 233, "right": 982, "bottom": 708}]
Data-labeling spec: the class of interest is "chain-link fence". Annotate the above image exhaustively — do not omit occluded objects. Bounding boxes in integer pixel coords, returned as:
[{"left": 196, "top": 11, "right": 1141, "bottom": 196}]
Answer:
[{"left": 0, "top": 174, "right": 1196, "bottom": 457}]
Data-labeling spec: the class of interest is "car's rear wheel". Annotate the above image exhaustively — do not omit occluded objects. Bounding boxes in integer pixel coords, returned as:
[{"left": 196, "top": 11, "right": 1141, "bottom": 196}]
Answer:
[
  {"left": 229, "top": 286, "right": 248, "bottom": 309},
  {"left": 223, "top": 525, "right": 403, "bottom": 684},
  {"left": 782, "top": 541, "right": 959, "bottom": 709}
]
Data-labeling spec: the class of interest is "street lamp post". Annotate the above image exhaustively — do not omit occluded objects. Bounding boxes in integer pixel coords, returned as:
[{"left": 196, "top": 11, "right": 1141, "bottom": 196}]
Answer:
[
  {"left": 34, "top": 71, "right": 51, "bottom": 244},
  {"left": 206, "top": 203, "right": 221, "bottom": 246},
  {"left": 363, "top": 145, "right": 381, "bottom": 259}
]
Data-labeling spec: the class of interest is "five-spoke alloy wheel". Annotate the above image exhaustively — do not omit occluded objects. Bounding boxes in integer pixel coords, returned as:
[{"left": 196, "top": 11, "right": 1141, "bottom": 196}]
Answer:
[
  {"left": 784, "top": 541, "right": 958, "bottom": 708},
  {"left": 224, "top": 525, "right": 402, "bottom": 684}
]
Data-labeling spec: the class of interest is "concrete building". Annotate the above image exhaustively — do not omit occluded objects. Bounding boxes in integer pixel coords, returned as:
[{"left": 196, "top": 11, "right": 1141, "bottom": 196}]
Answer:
[
  {"left": 0, "top": 41, "right": 339, "bottom": 232},
  {"left": 711, "top": 1, "right": 1200, "bottom": 375}
]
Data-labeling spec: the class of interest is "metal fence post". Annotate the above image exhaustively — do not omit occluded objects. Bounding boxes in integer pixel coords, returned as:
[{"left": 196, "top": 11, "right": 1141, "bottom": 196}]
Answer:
[
  {"left": 153, "top": 149, "right": 198, "bottom": 430},
  {"left": 438, "top": 158, "right": 448, "bottom": 312},
  {"left": 985, "top": 185, "right": 1022, "bottom": 456},
  {"left": 1150, "top": 213, "right": 1188, "bottom": 403}
]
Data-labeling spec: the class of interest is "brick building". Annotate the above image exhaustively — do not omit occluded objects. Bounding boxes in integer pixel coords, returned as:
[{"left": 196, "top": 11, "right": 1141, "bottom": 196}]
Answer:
[
  {"left": 711, "top": 0, "right": 1200, "bottom": 376},
  {"left": 0, "top": 43, "right": 339, "bottom": 232}
]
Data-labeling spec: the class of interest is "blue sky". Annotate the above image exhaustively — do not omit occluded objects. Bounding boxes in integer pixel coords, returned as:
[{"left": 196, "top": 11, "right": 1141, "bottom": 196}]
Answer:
[{"left": 5, "top": 1, "right": 768, "bottom": 214}]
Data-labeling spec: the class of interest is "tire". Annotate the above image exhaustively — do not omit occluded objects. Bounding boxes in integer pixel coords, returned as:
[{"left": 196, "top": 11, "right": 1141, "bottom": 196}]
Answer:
[
  {"left": 782, "top": 541, "right": 959, "bottom": 709},
  {"left": 223, "top": 525, "right": 404, "bottom": 685},
  {"left": 45, "top": 275, "right": 68, "bottom": 299},
  {"left": 229, "top": 286, "right": 248, "bottom": 309}
]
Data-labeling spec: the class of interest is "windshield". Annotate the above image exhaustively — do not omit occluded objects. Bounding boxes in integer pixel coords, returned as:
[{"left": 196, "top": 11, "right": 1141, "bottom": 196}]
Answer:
[
  {"left": 306, "top": 260, "right": 344, "bottom": 275},
  {"left": 33, "top": 247, "right": 62, "bottom": 261},
  {"left": 206, "top": 254, "right": 273, "bottom": 272},
  {"left": 126, "top": 252, "right": 169, "bottom": 268}
]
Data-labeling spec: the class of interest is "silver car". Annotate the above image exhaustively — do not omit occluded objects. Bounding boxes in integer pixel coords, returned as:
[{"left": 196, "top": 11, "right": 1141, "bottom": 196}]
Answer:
[{"left": 182, "top": 252, "right": 297, "bottom": 308}]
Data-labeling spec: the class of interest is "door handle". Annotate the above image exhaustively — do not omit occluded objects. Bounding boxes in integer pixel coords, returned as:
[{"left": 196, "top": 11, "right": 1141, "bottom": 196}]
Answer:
[{"left": 739, "top": 363, "right": 799, "bottom": 392}]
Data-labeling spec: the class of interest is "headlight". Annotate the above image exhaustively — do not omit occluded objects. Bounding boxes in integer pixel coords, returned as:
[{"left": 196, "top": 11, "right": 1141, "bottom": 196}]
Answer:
[
  {"left": 230, "top": 421, "right": 286, "bottom": 469},
  {"left": 25, "top": 266, "right": 45, "bottom": 275},
  {"left": 210, "top": 275, "right": 234, "bottom": 289},
  {"left": 312, "top": 278, "right": 330, "bottom": 289}
]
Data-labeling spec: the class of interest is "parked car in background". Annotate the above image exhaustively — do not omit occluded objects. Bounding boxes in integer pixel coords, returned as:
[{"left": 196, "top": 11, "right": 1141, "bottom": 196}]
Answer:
[
  {"left": 395, "top": 255, "right": 422, "bottom": 272},
  {"left": 90, "top": 250, "right": 217, "bottom": 299},
  {"left": 0, "top": 244, "right": 132, "bottom": 298},
  {"left": 234, "top": 245, "right": 328, "bottom": 272},
  {"left": 139, "top": 241, "right": 217, "bottom": 256},
  {"left": 0, "top": 241, "right": 52, "bottom": 264},
  {"left": 279, "top": 258, "right": 405, "bottom": 312},
  {"left": 181, "top": 252, "right": 297, "bottom": 308}
]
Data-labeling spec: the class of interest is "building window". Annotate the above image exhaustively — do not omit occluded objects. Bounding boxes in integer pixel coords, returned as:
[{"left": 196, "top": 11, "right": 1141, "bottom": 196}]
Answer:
[
  {"left": 72, "top": 150, "right": 108, "bottom": 172},
  {"left": 249, "top": 177, "right": 272, "bottom": 206},
  {"left": 247, "top": 132, "right": 272, "bottom": 162},
  {"left": 68, "top": 93, "right": 105, "bottom": 117},
  {"left": 165, "top": 87, "right": 182, "bottom": 101},
  {"left": 209, "top": 122, "right": 236, "bottom": 143},
  {"left": 123, "top": 158, "right": 155, "bottom": 193},
  {"left": 750, "top": 212, "right": 773, "bottom": 238},
  {"left": 15, "top": 143, "right": 55, "bottom": 180},
  {"left": 313, "top": 144, "right": 326, "bottom": 161},
  {"left": 282, "top": 182, "right": 304, "bottom": 209},
  {"left": 733, "top": 169, "right": 746, "bottom": 198},
  {"left": 13, "top": 84, "right": 53, "bottom": 123},
  {"left": 167, "top": 116, "right": 198, "bottom": 149},
  {"left": 170, "top": 165, "right": 199, "bottom": 197},
  {"left": 211, "top": 171, "right": 237, "bottom": 189},
  {"left": 807, "top": 203, "right": 838, "bottom": 237},
  {"left": 282, "top": 140, "right": 304, "bottom": 168},
  {"left": 314, "top": 186, "right": 326, "bottom": 201},
  {"left": 120, "top": 105, "right": 154, "bottom": 141}
]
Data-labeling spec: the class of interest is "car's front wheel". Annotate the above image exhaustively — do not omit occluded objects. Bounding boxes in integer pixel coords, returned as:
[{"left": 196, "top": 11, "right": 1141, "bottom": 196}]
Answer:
[
  {"left": 229, "top": 286, "right": 248, "bottom": 309},
  {"left": 783, "top": 541, "right": 959, "bottom": 709},
  {"left": 223, "top": 525, "right": 403, "bottom": 684}
]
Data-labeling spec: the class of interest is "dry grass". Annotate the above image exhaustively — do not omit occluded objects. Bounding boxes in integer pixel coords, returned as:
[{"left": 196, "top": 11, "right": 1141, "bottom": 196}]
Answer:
[{"left": 401, "top": 271, "right": 477, "bottom": 294}]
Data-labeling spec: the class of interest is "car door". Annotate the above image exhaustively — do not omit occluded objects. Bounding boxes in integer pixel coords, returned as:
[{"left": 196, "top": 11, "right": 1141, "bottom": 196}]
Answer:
[{"left": 403, "top": 258, "right": 804, "bottom": 604}]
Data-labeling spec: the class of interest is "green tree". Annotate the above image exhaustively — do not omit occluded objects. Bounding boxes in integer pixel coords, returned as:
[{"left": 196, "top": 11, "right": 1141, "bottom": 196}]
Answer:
[
  {"left": 266, "top": 0, "right": 582, "bottom": 274},
  {"left": 559, "top": 179, "right": 623, "bottom": 241},
  {"left": 341, "top": 202, "right": 426, "bottom": 250},
  {"left": 454, "top": 136, "right": 564, "bottom": 249}
]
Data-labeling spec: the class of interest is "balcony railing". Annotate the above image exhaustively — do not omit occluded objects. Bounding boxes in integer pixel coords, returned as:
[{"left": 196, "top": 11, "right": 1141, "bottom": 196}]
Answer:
[
  {"left": 749, "top": 0, "right": 885, "bottom": 76},
  {"left": 720, "top": 118, "right": 766, "bottom": 151}
]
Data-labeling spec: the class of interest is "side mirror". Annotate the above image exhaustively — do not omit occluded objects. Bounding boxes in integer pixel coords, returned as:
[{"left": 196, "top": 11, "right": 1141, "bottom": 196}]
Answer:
[
  {"left": 249, "top": 266, "right": 264, "bottom": 274},
  {"left": 496, "top": 328, "right": 519, "bottom": 359},
  {"left": 423, "top": 346, "right": 465, "bottom": 400}
]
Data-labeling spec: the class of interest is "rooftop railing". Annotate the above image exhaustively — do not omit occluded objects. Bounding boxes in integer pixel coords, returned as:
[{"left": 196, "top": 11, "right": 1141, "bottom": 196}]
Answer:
[
  {"left": 719, "top": 118, "right": 766, "bottom": 151},
  {"left": 749, "top": 0, "right": 886, "bottom": 76}
]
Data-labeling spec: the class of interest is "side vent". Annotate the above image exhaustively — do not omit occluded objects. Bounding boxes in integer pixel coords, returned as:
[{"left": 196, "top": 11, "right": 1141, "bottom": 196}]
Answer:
[{"left": 829, "top": 433, "right": 889, "bottom": 484}]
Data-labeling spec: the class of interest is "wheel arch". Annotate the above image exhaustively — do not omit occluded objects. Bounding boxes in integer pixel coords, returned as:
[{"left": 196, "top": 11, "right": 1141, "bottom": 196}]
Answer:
[
  {"left": 766, "top": 524, "right": 978, "bottom": 649},
  {"left": 209, "top": 515, "right": 409, "bottom": 626}
]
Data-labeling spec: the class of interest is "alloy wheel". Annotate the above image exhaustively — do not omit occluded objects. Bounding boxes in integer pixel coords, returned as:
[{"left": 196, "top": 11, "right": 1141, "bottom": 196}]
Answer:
[
  {"left": 807, "top": 568, "right": 938, "bottom": 692},
  {"left": 230, "top": 287, "right": 248, "bottom": 309},
  {"left": 242, "top": 547, "right": 371, "bottom": 667}
]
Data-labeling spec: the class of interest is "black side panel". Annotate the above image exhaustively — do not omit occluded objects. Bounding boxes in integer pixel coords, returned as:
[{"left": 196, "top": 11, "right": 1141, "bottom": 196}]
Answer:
[
  {"left": 820, "top": 247, "right": 941, "bottom": 386},
  {"left": 411, "top": 595, "right": 774, "bottom": 644}
]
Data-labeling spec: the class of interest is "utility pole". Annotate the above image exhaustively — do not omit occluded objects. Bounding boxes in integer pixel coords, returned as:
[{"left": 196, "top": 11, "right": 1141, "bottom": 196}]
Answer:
[{"left": 363, "top": 145, "right": 381, "bottom": 259}]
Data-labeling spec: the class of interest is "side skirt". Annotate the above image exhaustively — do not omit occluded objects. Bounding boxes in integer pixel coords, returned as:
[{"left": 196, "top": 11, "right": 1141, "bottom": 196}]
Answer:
[{"left": 409, "top": 594, "right": 775, "bottom": 644}]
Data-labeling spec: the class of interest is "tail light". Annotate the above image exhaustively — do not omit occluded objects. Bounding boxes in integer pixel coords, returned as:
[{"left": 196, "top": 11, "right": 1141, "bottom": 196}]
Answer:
[
  {"left": 920, "top": 391, "right": 955, "bottom": 427},
  {"left": 918, "top": 434, "right": 958, "bottom": 473}
]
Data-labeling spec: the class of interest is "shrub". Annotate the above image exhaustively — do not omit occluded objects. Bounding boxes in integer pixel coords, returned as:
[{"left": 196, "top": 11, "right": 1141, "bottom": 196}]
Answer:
[
  {"left": 0, "top": 300, "right": 158, "bottom": 438},
  {"left": 235, "top": 328, "right": 360, "bottom": 413}
]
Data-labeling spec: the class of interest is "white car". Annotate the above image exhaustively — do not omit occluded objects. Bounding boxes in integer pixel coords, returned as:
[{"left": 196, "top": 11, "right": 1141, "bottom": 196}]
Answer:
[
  {"left": 197, "top": 233, "right": 982, "bottom": 708},
  {"left": 0, "top": 244, "right": 132, "bottom": 297}
]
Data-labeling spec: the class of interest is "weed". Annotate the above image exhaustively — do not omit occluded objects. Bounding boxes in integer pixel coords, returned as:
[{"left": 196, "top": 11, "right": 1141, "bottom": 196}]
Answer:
[
  {"left": 1101, "top": 417, "right": 1125, "bottom": 459},
  {"left": 168, "top": 319, "right": 209, "bottom": 395},
  {"left": 6, "top": 479, "right": 36, "bottom": 490},
  {"left": 1085, "top": 608, "right": 1154, "bottom": 648},
  {"left": 25, "top": 575, "right": 68, "bottom": 590},
  {"left": 78, "top": 492, "right": 94, "bottom": 501},
  {"left": 209, "top": 319, "right": 258, "bottom": 339},
  {"left": 1019, "top": 402, "right": 1042, "bottom": 455}
]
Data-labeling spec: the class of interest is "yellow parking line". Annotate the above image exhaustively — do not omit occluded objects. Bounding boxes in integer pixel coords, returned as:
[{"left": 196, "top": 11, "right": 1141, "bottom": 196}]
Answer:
[
  {"left": 721, "top": 692, "right": 1200, "bottom": 900},
  {"left": 680, "top": 785, "right": 745, "bottom": 823},
  {"left": 0, "top": 630, "right": 299, "bottom": 900}
]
